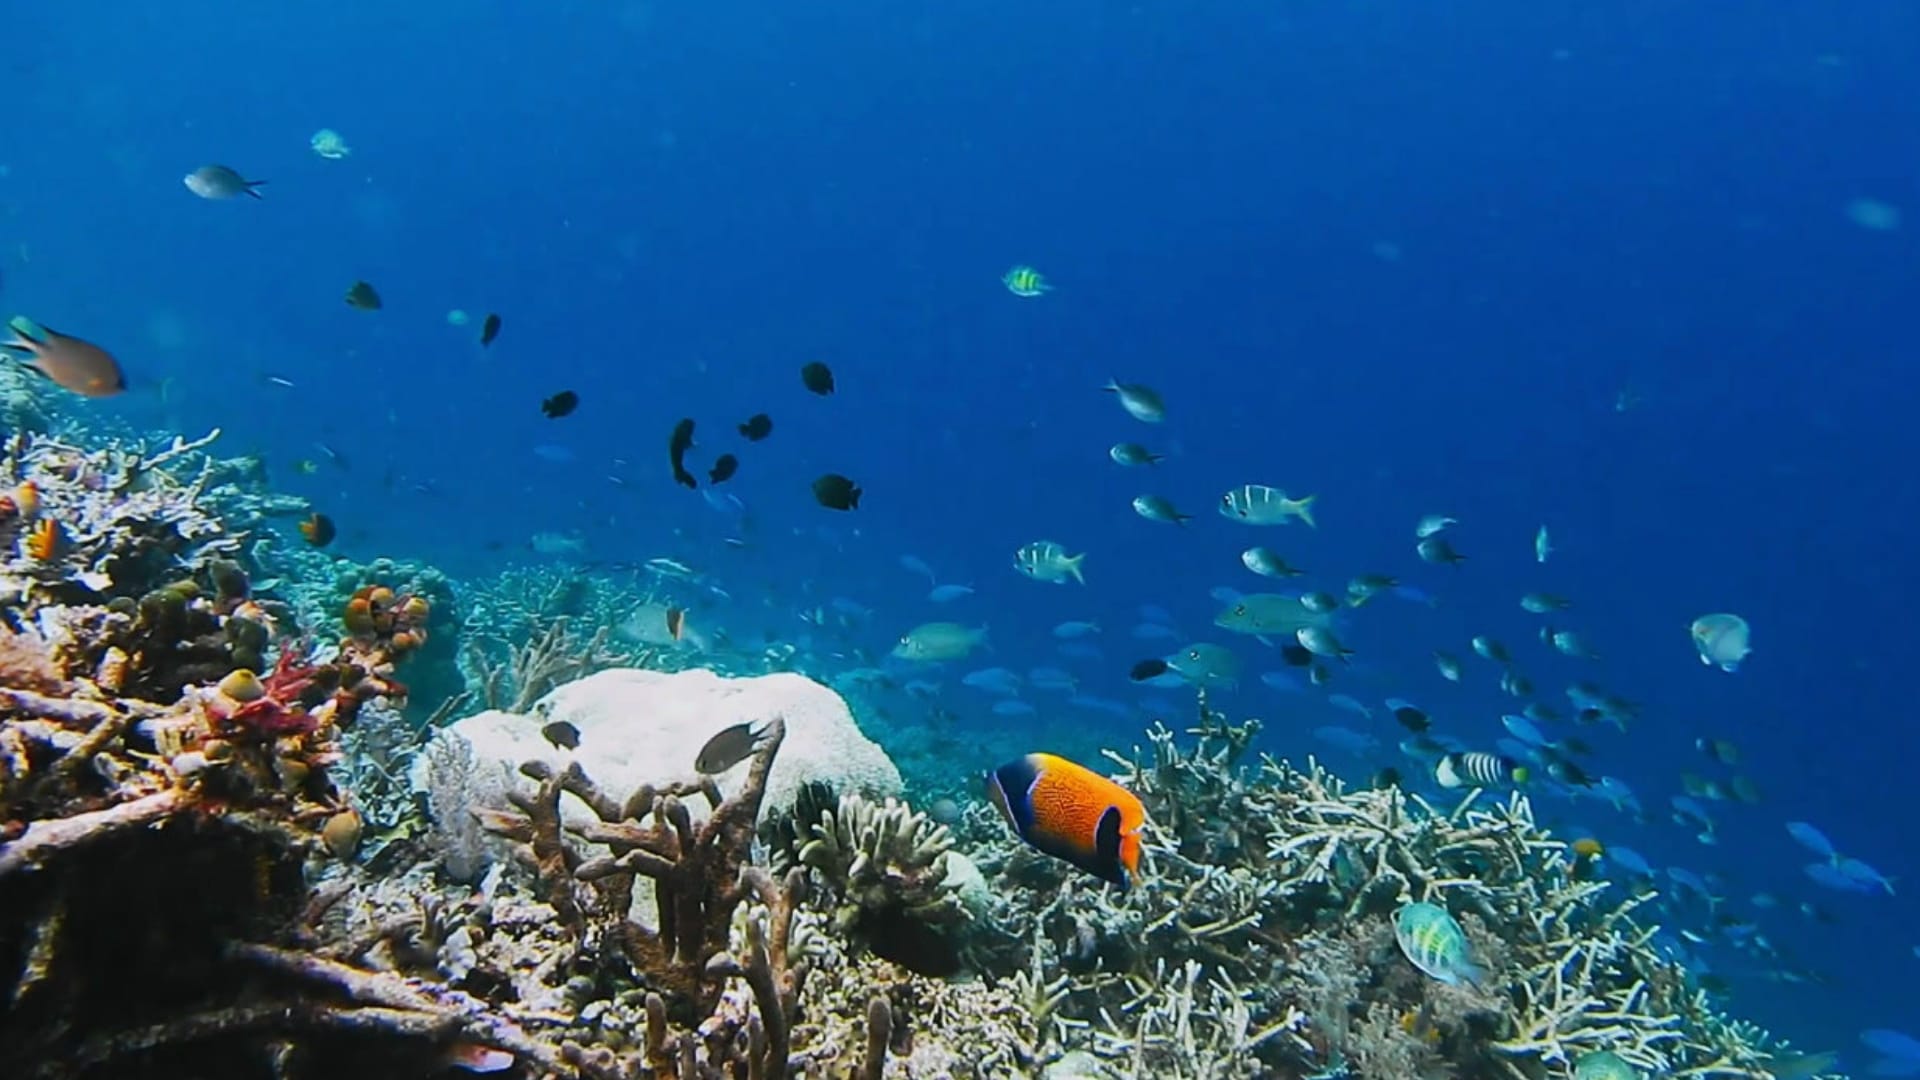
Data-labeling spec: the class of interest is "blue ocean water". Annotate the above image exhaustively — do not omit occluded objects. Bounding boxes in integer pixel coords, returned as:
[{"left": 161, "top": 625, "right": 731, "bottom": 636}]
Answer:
[{"left": 4, "top": 0, "right": 1916, "bottom": 1062}]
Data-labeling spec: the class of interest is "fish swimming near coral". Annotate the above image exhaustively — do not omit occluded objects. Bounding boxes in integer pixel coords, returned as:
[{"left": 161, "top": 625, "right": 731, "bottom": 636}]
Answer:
[
  {"left": 1393, "top": 901, "right": 1483, "bottom": 987},
  {"left": 696, "top": 720, "right": 768, "bottom": 774},
  {"left": 986, "top": 753, "right": 1146, "bottom": 888},
  {"left": 297, "top": 512, "right": 336, "bottom": 547},
  {"left": 3, "top": 317, "right": 127, "bottom": 397},
  {"left": 540, "top": 720, "right": 581, "bottom": 751},
  {"left": 1571, "top": 1050, "right": 1642, "bottom": 1080},
  {"left": 23, "top": 518, "right": 63, "bottom": 561}
]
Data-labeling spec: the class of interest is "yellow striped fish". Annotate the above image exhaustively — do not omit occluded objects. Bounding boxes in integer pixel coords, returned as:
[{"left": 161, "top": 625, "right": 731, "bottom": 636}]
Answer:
[{"left": 1002, "top": 264, "right": 1053, "bottom": 297}]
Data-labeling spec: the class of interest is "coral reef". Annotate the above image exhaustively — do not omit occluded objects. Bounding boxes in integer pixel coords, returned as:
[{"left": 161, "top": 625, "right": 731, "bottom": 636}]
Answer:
[{"left": 0, "top": 426, "right": 1836, "bottom": 1079}]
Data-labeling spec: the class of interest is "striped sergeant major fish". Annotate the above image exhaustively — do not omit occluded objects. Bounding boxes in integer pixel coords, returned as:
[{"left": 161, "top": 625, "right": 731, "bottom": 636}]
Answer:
[{"left": 1218, "top": 484, "right": 1317, "bottom": 528}]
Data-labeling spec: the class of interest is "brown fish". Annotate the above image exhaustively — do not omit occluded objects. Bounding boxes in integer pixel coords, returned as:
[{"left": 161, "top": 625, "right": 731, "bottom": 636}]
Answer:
[
  {"left": 321, "top": 808, "right": 363, "bottom": 860},
  {"left": 695, "top": 720, "right": 767, "bottom": 774},
  {"left": 666, "top": 607, "right": 686, "bottom": 641},
  {"left": 3, "top": 317, "right": 126, "bottom": 397},
  {"left": 540, "top": 720, "right": 581, "bottom": 751}
]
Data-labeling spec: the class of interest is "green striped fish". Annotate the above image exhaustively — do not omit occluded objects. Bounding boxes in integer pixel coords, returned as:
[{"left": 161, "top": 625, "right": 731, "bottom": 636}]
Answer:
[{"left": 1392, "top": 901, "right": 1484, "bottom": 987}]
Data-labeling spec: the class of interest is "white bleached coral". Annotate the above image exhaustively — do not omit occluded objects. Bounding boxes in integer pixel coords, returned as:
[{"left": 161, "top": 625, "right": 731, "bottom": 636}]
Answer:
[{"left": 427, "top": 667, "right": 902, "bottom": 832}]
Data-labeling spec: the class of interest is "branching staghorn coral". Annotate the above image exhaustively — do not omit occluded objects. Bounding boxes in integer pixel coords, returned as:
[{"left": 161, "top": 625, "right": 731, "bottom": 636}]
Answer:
[
  {"left": 1, "top": 428, "right": 238, "bottom": 609},
  {"left": 464, "top": 614, "right": 627, "bottom": 713},
  {"left": 796, "top": 792, "right": 971, "bottom": 958}
]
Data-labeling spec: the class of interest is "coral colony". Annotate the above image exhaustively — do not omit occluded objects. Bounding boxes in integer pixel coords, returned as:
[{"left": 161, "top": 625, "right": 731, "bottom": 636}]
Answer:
[{"left": 0, "top": 410, "right": 1834, "bottom": 1077}]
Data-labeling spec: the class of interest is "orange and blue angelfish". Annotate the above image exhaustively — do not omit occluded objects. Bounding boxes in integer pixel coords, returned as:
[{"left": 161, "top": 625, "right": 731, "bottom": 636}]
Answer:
[{"left": 986, "top": 753, "right": 1147, "bottom": 888}]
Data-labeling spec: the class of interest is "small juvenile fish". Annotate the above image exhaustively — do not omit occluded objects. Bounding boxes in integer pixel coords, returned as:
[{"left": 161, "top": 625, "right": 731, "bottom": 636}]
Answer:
[
  {"left": 1002, "top": 265, "right": 1054, "bottom": 297},
  {"left": 1470, "top": 635, "right": 1509, "bottom": 663},
  {"left": 1296, "top": 626, "right": 1353, "bottom": 662},
  {"left": 1299, "top": 591, "right": 1342, "bottom": 614},
  {"left": 540, "top": 720, "right": 581, "bottom": 750},
  {"left": 1131, "top": 494, "right": 1190, "bottom": 524},
  {"left": 812, "top": 473, "right": 861, "bottom": 510},
  {"left": 298, "top": 512, "right": 336, "bottom": 547},
  {"left": 1535, "top": 525, "right": 1553, "bottom": 563},
  {"left": 1433, "top": 651, "right": 1464, "bottom": 682},
  {"left": 695, "top": 721, "right": 768, "bottom": 773},
  {"left": 1241, "top": 547, "right": 1303, "bottom": 578},
  {"left": 1690, "top": 613, "right": 1751, "bottom": 672},
  {"left": 1109, "top": 442, "right": 1163, "bottom": 467},
  {"left": 1417, "top": 536, "right": 1466, "bottom": 565},
  {"left": 184, "top": 163, "right": 266, "bottom": 200},
  {"left": 927, "top": 583, "right": 974, "bottom": 603},
  {"left": 738, "top": 413, "right": 773, "bottom": 441},
  {"left": 708, "top": 454, "right": 738, "bottom": 484},
  {"left": 1520, "top": 592, "right": 1571, "bottom": 613},
  {"left": 1387, "top": 698, "right": 1431, "bottom": 732},
  {"left": 1415, "top": 514, "right": 1456, "bottom": 539},
  {"left": 344, "top": 280, "right": 383, "bottom": 310},
  {"left": 800, "top": 361, "right": 835, "bottom": 395},
  {"left": 1103, "top": 379, "right": 1166, "bottom": 423},
  {"left": 479, "top": 312, "right": 502, "bottom": 346},
  {"left": 1052, "top": 620, "right": 1100, "bottom": 639},
  {"left": 541, "top": 390, "right": 579, "bottom": 418}
]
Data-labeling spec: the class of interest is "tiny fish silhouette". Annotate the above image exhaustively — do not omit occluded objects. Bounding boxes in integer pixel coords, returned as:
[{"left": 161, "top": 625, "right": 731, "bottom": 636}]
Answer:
[
  {"left": 800, "top": 361, "right": 835, "bottom": 395},
  {"left": 540, "top": 720, "right": 581, "bottom": 751},
  {"left": 695, "top": 721, "right": 767, "bottom": 774},
  {"left": 541, "top": 390, "right": 578, "bottom": 418},
  {"left": 669, "top": 418, "right": 697, "bottom": 489},
  {"left": 737, "top": 413, "right": 773, "bottom": 441},
  {"left": 479, "top": 312, "right": 502, "bottom": 346},
  {"left": 708, "top": 454, "right": 738, "bottom": 485},
  {"left": 344, "top": 281, "right": 382, "bottom": 310}
]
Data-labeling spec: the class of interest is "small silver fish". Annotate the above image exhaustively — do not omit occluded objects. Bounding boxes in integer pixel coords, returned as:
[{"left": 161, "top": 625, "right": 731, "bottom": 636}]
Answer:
[
  {"left": 1104, "top": 379, "right": 1166, "bottom": 423},
  {"left": 1131, "top": 494, "right": 1191, "bottom": 524},
  {"left": 1240, "top": 547, "right": 1303, "bottom": 578},
  {"left": 1415, "top": 514, "right": 1457, "bottom": 539},
  {"left": 184, "top": 163, "right": 267, "bottom": 200},
  {"left": 1416, "top": 536, "right": 1466, "bottom": 565},
  {"left": 1433, "top": 651, "right": 1464, "bottom": 682},
  {"left": 1109, "top": 442, "right": 1163, "bottom": 467},
  {"left": 1296, "top": 626, "right": 1353, "bottom": 662},
  {"left": 1535, "top": 525, "right": 1553, "bottom": 563},
  {"left": 695, "top": 720, "right": 769, "bottom": 774}
]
